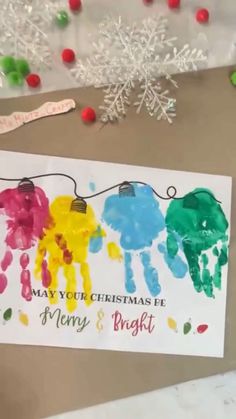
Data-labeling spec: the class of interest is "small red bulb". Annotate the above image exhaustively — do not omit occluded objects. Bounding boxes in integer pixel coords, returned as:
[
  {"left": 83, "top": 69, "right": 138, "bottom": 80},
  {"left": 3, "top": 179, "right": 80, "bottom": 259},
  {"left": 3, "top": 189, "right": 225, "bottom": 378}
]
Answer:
[
  {"left": 61, "top": 48, "right": 76, "bottom": 63},
  {"left": 196, "top": 8, "right": 209, "bottom": 24},
  {"left": 26, "top": 73, "right": 41, "bottom": 88},
  {"left": 68, "top": 0, "right": 82, "bottom": 12},
  {"left": 197, "top": 324, "right": 208, "bottom": 334},
  {"left": 168, "top": 0, "right": 180, "bottom": 9},
  {"left": 81, "top": 107, "right": 96, "bottom": 123}
]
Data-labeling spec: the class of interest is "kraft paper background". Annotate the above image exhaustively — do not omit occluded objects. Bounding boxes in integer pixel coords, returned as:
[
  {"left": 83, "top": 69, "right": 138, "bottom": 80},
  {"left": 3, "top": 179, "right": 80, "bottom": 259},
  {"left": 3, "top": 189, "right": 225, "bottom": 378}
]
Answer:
[{"left": 0, "top": 67, "right": 235, "bottom": 419}]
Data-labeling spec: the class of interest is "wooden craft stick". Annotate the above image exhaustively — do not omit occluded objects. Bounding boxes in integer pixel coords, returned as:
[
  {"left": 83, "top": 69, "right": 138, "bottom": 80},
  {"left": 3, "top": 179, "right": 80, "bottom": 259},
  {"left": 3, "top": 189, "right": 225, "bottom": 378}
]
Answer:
[{"left": 0, "top": 99, "right": 76, "bottom": 134}]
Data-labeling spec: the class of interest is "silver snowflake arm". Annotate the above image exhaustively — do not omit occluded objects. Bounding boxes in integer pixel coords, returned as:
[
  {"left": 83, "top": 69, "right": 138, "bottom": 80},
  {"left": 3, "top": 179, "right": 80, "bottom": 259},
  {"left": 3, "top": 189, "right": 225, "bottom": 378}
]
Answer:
[
  {"left": 160, "top": 45, "right": 206, "bottom": 75},
  {"left": 135, "top": 80, "right": 176, "bottom": 124},
  {"left": 100, "top": 16, "right": 177, "bottom": 54},
  {"left": 100, "top": 81, "right": 134, "bottom": 123},
  {"left": 70, "top": 42, "right": 125, "bottom": 86}
]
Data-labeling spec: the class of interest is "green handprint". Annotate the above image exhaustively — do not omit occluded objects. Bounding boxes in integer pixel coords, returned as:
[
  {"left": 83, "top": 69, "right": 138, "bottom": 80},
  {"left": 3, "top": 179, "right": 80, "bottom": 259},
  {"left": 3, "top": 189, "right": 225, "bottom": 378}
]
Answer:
[{"left": 165, "top": 188, "right": 229, "bottom": 298}]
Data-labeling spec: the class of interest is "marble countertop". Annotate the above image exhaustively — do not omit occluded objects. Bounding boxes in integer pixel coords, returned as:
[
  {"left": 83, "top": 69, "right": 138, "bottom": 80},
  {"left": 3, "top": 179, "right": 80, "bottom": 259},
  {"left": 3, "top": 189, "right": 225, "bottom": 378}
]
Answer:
[{"left": 47, "top": 371, "right": 236, "bottom": 419}]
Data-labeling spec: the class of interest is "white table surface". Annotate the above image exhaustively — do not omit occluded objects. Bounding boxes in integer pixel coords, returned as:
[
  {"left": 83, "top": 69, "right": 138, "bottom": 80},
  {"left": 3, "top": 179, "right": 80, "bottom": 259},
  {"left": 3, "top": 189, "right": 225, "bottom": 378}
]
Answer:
[
  {"left": 1, "top": 0, "right": 236, "bottom": 98},
  {"left": 47, "top": 371, "right": 236, "bottom": 419}
]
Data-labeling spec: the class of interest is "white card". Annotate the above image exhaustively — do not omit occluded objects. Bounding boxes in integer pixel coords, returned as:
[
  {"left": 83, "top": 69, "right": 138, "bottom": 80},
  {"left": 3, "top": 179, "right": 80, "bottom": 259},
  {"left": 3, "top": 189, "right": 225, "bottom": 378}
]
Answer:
[{"left": 0, "top": 151, "right": 232, "bottom": 357}]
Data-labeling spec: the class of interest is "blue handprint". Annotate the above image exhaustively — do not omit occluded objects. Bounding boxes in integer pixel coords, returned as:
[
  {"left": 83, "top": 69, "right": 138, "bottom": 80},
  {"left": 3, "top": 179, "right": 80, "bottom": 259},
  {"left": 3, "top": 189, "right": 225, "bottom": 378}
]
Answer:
[{"left": 102, "top": 184, "right": 165, "bottom": 296}]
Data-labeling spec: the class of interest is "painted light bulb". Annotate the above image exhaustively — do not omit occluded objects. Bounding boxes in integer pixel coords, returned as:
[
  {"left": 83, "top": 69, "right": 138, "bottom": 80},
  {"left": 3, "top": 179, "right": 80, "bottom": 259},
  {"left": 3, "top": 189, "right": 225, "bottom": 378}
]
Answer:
[
  {"left": 0, "top": 185, "right": 50, "bottom": 301},
  {"left": 35, "top": 195, "right": 105, "bottom": 312}
]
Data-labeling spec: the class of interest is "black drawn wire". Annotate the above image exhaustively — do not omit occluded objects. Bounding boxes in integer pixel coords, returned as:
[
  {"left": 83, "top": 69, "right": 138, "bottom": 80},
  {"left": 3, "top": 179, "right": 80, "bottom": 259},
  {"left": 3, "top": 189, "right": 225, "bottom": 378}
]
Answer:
[{"left": 0, "top": 173, "right": 222, "bottom": 203}]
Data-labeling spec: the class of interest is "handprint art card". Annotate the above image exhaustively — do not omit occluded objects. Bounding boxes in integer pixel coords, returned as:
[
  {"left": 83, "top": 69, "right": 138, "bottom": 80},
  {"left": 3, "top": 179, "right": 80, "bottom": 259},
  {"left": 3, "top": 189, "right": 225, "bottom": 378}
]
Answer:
[{"left": 0, "top": 151, "right": 231, "bottom": 357}]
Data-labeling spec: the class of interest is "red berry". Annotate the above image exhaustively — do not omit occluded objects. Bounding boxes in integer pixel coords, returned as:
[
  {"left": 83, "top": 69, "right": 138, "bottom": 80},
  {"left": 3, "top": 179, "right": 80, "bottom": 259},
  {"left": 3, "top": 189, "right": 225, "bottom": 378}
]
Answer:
[
  {"left": 61, "top": 48, "right": 76, "bottom": 63},
  {"left": 81, "top": 107, "right": 96, "bottom": 123},
  {"left": 196, "top": 8, "right": 209, "bottom": 23},
  {"left": 26, "top": 73, "right": 41, "bottom": 88},
  {"left": 68, "top": 0, "right": 82, "bottom": 12},
  {"left": 143, "top": 0, "right": 154, "bottom": 5},
  {"left": 168, "top": 0, "right": 180, "bottom": 8}
]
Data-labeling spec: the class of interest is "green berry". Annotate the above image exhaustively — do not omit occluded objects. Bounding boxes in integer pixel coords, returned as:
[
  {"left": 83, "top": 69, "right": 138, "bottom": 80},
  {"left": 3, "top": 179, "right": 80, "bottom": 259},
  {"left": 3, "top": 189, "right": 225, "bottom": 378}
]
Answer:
[
  {"left": 55, "top": 10, "right": 70, "bottom": 28},
  {"left": 0, "top": 56, "right": 16, "bottom": 75},
  {"left": 15, "top": 58, "right": 30, "bottom": 77},
  {"left": 7, "top": 71, "right": 24, "bottom": 87},
  {"left": 230, "top": 70, "right": 236, "bottom": 87}
]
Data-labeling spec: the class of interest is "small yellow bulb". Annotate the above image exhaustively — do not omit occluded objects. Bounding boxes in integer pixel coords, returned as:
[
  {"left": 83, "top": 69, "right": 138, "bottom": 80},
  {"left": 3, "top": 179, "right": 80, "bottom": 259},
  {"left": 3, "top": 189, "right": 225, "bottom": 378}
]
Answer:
[
  {"left": 167, "top": 317, "right": 177, "bottom": 331},
  {"left": 19, "top": 311, "right": 29, "bottom": 326}
]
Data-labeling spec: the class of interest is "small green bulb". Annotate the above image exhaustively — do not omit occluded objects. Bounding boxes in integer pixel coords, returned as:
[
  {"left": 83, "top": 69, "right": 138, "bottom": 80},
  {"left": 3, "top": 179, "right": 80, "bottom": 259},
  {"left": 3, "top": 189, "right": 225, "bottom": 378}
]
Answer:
[
  {"left": 55, "top": 10, "right": 70, "bottom": 28},
  {"left": 0, "top": 56, "right": 16, "bottom": 75},
  {"left": 3, "top": 308, "right": 12, "bottom": 322},
  {"left": 7, "top": 71, "right": 24, "bottom": 87},
  {"left": 183, "top": 321, "right": 192, "bottom": 335},
  {"left": 15, "top": 58, "right": 30, "bottom": 77}
]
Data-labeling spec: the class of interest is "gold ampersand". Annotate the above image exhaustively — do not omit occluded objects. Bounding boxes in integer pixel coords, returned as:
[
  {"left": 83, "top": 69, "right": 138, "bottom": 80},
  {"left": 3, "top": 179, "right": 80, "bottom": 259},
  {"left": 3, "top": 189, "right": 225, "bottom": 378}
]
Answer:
[{"left": 96, "top": 308, "right": 104, "bottom": 332}]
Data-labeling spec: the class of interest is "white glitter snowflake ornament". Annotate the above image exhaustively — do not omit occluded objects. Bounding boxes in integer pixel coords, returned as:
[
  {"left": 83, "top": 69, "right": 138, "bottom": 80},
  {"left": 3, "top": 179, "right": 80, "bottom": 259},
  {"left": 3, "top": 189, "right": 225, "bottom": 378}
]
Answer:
[
  {"left": 0, "top": 0, "right": 64, "bottom": 69},
  {"left": 71, "top": 16, "right": 207, "bottom": 123}
]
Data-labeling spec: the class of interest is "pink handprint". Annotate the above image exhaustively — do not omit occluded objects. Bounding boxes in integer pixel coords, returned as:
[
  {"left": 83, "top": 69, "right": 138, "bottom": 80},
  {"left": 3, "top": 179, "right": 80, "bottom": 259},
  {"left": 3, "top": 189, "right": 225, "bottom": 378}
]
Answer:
[{"left": 0, "top": 179, "right": 50, "bottom": 301}]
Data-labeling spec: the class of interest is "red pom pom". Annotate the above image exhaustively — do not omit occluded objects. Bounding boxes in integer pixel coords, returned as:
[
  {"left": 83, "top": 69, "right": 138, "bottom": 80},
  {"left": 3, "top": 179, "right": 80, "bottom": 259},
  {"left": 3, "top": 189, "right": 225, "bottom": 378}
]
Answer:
[
  {"left": 81, "top": 107, "right": 96, "bottom": 123},
  {"left": 168, "top": 0, "right": 180, "bottom": 8},
  {"left": 61, "top": 48, "right": 76, "bottom": 63},
  {"left": 196, "top": 8, "right": 209, "bottom": 23},
  {"left": 68, "top": 0, "right": 82, "bottom": 12},
  {"left": 143, "top": 0, "right": 154, "bottom": 5},
  {"left": 26, "top": 73, "right": 41, "bottom": 88}
]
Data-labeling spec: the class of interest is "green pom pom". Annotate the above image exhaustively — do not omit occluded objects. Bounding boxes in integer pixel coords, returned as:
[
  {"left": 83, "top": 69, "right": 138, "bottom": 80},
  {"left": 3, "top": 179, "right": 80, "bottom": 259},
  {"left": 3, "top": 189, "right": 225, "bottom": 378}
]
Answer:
[
  {"left": 55, "top": 10, "right": 70, "bottom": 28},
  {"left": 0, "top": 56, "right": 16, "bottom": 75},
  {"left": 230, "top": 70, "right": 236, "bottom": 87},
  {"left": 15, "top": 58, "right": 30, "bottom": 77},
  {"left": 7, "top": 71, "right": 24, "bottom": 87}
]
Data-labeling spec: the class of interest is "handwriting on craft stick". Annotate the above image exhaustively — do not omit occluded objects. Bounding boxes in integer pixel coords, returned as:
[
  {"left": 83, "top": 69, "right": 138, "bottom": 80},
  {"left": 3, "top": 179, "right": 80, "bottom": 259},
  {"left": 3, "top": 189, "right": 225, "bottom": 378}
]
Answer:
[
  {"left": 96, "top": 308, "right": 104, "bottom": 332},
  {"left": 0, "top": 99, "right": 76, "bottom": 134}
]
